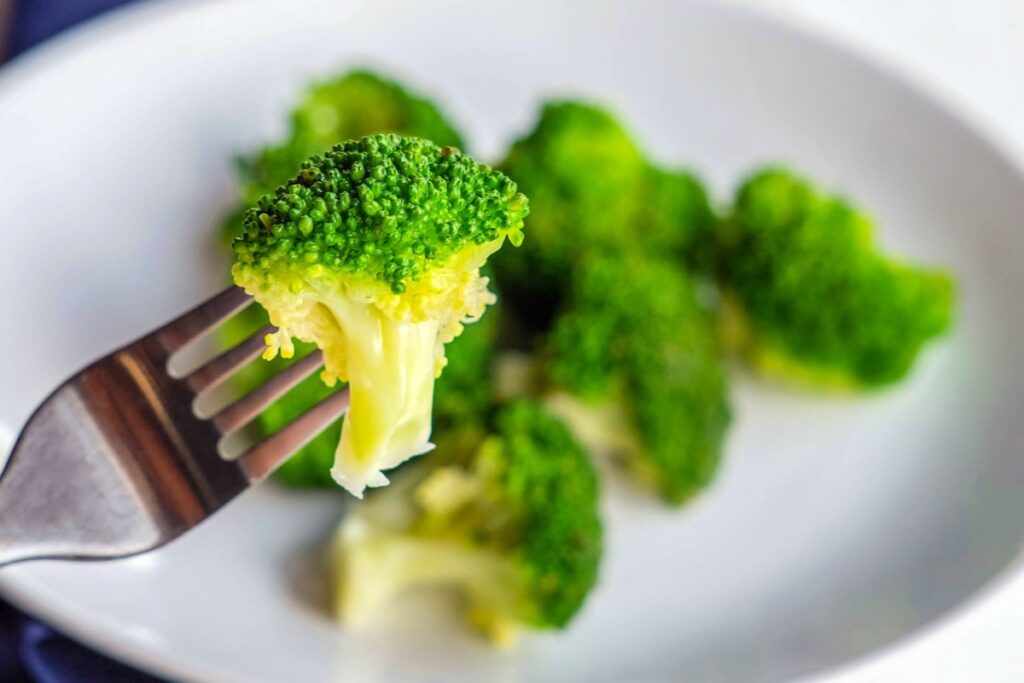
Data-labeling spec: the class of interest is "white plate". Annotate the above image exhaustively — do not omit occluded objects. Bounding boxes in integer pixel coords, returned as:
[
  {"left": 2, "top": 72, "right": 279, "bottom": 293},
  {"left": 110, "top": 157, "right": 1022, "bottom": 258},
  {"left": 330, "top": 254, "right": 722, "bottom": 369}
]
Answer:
[{"left": 1, "top": 1, "right": 1023, "bottom": 681}]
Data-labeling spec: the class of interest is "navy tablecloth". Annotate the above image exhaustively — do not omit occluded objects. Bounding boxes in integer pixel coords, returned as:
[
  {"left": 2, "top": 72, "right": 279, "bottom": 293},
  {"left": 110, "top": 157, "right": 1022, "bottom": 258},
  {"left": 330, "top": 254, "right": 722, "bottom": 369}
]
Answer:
[{"left": 4, "top": 1, "right": 169, "bottom": 681}]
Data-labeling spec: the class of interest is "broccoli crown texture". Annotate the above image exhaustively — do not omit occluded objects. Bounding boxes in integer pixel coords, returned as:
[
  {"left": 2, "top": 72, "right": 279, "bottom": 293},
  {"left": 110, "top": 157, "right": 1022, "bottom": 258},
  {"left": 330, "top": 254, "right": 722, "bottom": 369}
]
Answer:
[
  {"left": 549, "top": 254, "right": 730, "bottom": 504},
  {"left": 492, "top": 100, "right": 714, "bottom": 329},
  {"left": 334, "top": 400, "right": 602, "bottom": 644},
  {"left": 471, "top": 400, "right": 602, "bottom": 627},
  {"left": 233, "top": 134, "right": 526, "bottom": 497},
  {"left": 239, "top": 70, "right": 465, "bottom": 204},
  {"left": 234, "top": 134, "right": 526, "bottom": 296},
  {"left": 717, "top": 167, "right": 955, "bottom": 387}
]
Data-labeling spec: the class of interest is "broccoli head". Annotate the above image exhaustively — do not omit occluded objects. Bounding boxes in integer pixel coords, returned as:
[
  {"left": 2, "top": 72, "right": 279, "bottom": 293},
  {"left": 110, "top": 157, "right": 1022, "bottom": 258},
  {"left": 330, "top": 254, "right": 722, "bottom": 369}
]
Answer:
[
  {"left": 239, "top": 69, "right": 465, "bottom": 206},
  {"left": 232, "top": 134, "right": 527, "bottom": 496},
  {"left": 332, "top": 400, "right": 602, "bottom": 646},
  {"left": 547, "top": 254, "right": 730, "bottom": 504},
  {"left": 716, "top": 167, "right": 955, "bottom": 388},
  {"left": 492, "top": 100, "right": 715, "bottom": 329},
  {"left": 219, "top": 70, "right": 467, "bottom": 487}
]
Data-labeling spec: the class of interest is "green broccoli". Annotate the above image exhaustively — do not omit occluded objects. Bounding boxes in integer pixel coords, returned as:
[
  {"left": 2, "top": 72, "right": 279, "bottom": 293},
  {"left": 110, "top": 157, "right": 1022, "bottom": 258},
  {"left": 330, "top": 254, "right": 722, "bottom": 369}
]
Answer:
[
  {"left": 262, "top": 306, "right": 501, "bottom": 490},
  {"left": 228, "top": 303, "right": 500, "bottom": 492},
  {"left": 332, "top": 400, "right": 602, "bottom": 647},
  {"left": 219, "top": 70, "right": 467, "bottom": 487},
  {"left": 432, "top": 297, "right": 500, "bottom": 433},
  {"left": 716, "top": 167, "right": 955, "bottom": 388},
  {"left": 492, "top": 100, "right": 715, "bottom": 330},
  {"left": 232, "top": 134, "right": 526, "bottom": 496},
  {"left": 212, "top": 290, "right": 338, "bottom": 489},
  {"left": 236, "top": 70, "right": 465, "bottom": 211},
  {"left": 218, "top": 287, "right": 499, "bottom": 492},
  {"left": 546, "top": 254, "right": 730, "bottom": 504}
]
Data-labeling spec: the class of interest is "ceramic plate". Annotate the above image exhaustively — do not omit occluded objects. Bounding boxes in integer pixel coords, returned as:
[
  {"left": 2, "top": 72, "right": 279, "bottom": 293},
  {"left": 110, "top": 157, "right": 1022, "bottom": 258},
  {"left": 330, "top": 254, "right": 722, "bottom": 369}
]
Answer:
[{"left": 0, "top": 1, "right": 1022, "bottom": 681}]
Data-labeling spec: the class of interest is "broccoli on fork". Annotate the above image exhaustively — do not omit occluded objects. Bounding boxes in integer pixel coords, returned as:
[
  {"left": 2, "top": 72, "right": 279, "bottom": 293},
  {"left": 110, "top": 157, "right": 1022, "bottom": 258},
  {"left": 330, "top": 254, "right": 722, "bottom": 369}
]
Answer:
[
  {"left": 717, "top": 167, "right": 955, "bottom": 388},
  {"left": 232, "top": 134, "right": 526, "bottom": 496},
  {"left": 219, "top": 69, "right": 469, "bottom": 489},
  {"left": 236, "top": 70, "right": 466, "bottom": 210},
  {"left": 333, "top": 400, "right": 602, "bottom": 646}
]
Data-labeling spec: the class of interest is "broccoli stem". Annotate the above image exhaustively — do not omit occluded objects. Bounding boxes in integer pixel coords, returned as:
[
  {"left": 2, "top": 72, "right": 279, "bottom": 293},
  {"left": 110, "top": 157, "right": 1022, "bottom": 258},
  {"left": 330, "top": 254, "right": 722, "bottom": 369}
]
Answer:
[
  {"left": 327, "top": 297, "right": 440, "bottom": 494},
  {"left": 333, "top": 526, "right": 525, "bottom": 646}
]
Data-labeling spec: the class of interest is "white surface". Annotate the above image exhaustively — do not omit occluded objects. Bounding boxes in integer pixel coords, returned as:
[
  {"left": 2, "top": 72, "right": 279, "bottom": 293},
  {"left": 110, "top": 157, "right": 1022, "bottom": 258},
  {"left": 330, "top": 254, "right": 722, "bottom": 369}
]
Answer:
[
  {"left": 748, "top": 4, "right": 1024, "bottom": 681},
  {"left": 758, "top": 1, "right": 1024, "bottom": 157},
  {"left": 0, "top": 1, "right": 1022, "bottom": 681},
  {"left": 745, "top": 6, "right": 1024, "bottom": 683}
]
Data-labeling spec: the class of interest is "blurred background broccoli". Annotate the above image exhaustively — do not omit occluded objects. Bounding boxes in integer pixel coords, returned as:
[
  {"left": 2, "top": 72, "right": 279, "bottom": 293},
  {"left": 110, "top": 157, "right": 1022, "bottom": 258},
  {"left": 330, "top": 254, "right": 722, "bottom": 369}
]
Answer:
[
  {"left": 715, "top": 167, "right": 955, "bottom": 389},
  {"left": 546, "top": 255, "right": 730, "bottom": 504},
  {"left": 492, "top": 100, "right": 716, "bottom": 333},
  {"left": 332, "top": 400, "right": 601, "bottom": 647}
]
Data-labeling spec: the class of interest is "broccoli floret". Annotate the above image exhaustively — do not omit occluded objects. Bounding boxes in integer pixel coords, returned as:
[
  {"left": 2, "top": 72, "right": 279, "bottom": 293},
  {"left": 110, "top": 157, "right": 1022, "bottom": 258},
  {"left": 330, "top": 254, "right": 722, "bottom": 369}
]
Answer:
[
  {"left": 716, "top": 167, "right": 955, "bottom": 388},
  {"left": 221, "top": 301, "right": 499, "bottom": 492},
  {"left": 547, "top": 254, "right": 730, "bottom": 504},
  {"left": 232, "top": 134, "right": 527, "bottom": 496},
  {"left": 220, "top": 69, "right": 466, "bottom": 246},
  {"left": 263, "top": 308, "right": 501, "bottom": 491},
  {"left": 253, "top": 304, "right": 500, "bottom": 491},
  {"left": 218, "top": 70, "right": 466, "bottom": 487},
  {"left": 237, "top": 70, "right": 465, "bottom": 208},
  {"left": 492, "top": 101, "right": 714, "bottom": 330},
  {"left": 332, "top": 400, "right": 602, "bottom": 646}
]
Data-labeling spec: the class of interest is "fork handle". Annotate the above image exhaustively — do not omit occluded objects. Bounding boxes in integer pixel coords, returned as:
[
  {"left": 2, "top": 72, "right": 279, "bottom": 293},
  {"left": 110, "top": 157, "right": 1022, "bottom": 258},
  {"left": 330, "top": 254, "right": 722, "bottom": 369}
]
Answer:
[{"left": 0, "top": 376, "right": 193, "bottom": 565}]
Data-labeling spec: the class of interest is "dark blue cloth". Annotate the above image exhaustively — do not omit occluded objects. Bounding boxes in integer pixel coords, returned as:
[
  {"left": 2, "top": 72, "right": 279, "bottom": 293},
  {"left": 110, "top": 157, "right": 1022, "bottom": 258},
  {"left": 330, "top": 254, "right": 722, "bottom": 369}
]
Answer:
[
  {"left": 4, "top": 5, "right": 168, "bottom": 680},
  {"left": 7, "top": 0, "right": 137, "bottom": 56},
  {"left": 0, "top": 600, "right": 166, "bottom": 682}
]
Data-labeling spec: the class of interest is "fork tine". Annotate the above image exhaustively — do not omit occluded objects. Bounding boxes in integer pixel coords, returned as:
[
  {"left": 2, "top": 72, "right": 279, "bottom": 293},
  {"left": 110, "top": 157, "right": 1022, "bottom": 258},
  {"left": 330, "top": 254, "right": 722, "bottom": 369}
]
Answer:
[
  {"left": 210, "top": 350, "right": 324, "bottom": 434},
  {"left": 184, "top": 325, "right": 275, "bottom": 393},
  {"left": 154, "top": 287, "right": 252, "bottom": 353},
  {"left": 238, "top": 389, "right": 350, "bottom": 481}
]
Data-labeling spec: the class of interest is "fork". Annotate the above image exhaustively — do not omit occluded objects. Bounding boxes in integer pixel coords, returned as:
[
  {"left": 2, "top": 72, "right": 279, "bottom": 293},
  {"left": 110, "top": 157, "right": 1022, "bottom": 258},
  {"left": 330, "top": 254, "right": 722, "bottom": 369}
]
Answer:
[{"left": 0, "top": 287, "right": 349, "bottom": 567}]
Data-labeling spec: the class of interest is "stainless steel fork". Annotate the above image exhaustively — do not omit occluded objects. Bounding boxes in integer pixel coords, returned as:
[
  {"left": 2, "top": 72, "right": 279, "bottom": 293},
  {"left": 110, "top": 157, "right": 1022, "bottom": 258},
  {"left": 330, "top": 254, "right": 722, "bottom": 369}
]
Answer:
[{"left": 0, "top": 288, "right": 349, "bottom": 566}]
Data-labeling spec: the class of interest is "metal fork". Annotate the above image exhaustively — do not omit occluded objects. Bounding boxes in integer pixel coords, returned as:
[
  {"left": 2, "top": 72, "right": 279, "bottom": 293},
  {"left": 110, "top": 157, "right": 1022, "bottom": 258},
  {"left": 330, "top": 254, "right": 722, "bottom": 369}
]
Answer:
[{"left": 0, "top": 288, "right": 349, "bottom": 566}]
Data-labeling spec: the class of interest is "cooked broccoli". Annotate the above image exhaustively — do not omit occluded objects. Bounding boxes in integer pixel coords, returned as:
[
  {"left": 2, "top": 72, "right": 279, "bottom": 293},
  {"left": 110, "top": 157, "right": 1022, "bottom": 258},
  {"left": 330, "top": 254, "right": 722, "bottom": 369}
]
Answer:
[
  {"left": 222, "top": 70, "right": 465, "bottom": 246},
  {"left": 261, "top": 309, "right": 501, "bottom": 490},
  {"left": 716, "top": 167, "right": 955, "bottom": 388},
  {"left": 237, "top": 70, "right": 465, "bottom": 209},
  {"left": 218, "top": 70, "right": 467, "bottom": 487},
  {"left": 492, "top": 100, "right": 715, "bottom": 330},
  {"left": 232, "top": 134, "right": 527, "bottom": 496},
  {"left": 431, "top": 297, "right": 500, "bottom": 433},
  {"left": 332, "top": 400, "right": 602, "bottom": 646},
  {"left": 219, "top": 300, "right": 499, "bottom": 491},
  {"left": 546, "top": 254, "right": 730, "bottom": 504}
]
